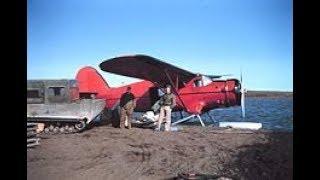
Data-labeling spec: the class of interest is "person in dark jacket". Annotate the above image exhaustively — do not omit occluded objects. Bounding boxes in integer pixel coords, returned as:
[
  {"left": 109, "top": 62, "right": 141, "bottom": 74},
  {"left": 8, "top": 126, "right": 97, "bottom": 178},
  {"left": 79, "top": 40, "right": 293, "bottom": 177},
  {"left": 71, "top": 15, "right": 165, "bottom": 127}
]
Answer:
[
  {"left": 156, "top": 84, "right": 176, "bottom": 131},
  {"left": 119, "top": 86, "right": 136, "bottom": 129}
]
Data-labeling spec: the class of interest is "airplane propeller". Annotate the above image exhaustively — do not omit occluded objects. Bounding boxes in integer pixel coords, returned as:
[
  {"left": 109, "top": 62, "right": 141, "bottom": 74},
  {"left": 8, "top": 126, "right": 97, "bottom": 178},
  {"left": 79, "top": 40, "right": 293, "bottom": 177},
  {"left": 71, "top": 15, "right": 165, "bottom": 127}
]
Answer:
[{"left": 240, "top": 70, "right": 246, "bottom": 118}]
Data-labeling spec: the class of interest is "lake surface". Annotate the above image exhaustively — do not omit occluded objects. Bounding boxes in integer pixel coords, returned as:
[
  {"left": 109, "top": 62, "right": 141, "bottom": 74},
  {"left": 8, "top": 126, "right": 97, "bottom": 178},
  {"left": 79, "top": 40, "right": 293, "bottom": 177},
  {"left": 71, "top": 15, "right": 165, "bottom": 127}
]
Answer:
[{"left": 168, "top": 97, "right": 293, "bottom": 131}]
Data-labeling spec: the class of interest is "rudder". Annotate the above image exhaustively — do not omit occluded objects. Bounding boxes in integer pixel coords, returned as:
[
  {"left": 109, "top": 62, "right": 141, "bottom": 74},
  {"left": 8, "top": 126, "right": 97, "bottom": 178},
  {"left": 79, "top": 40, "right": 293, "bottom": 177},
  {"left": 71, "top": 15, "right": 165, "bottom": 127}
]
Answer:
[{"left": 75, "top": 66, "right": 109, "bottom": 97}]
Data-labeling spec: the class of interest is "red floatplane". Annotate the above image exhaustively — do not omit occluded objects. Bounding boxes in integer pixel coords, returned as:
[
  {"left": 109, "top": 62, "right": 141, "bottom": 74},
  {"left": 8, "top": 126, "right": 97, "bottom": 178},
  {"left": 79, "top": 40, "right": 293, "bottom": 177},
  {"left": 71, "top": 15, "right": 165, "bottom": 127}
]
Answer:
[{"left": 75, "top": 55, "right": 246, "bottom": 126}]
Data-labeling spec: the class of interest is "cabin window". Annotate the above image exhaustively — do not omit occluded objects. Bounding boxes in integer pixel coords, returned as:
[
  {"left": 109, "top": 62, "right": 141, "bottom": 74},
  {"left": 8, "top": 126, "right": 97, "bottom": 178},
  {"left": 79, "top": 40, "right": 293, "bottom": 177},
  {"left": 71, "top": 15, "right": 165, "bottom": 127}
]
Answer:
[
  {"left": 194, "top": 76, "right": 212, "bottom": 87},
  {"left": 27, "top": 89, "right": 40, "bottom": 98},
  {"left": 49, "top": 87, "right": 65, "bottom": 96},
  {"left": 202, "top": 76, "right": 212, "bottom": 86},
  {"left": 194, "top": 79, "right": 203, "bottom": 87}
]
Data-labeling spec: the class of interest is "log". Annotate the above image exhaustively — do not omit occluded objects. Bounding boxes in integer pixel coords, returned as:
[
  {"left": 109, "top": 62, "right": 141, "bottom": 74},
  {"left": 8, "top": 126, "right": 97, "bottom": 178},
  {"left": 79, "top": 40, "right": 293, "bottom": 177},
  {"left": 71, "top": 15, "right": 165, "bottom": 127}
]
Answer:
[
  {"left": 27, "top": 123, "right": 38, "bottom": 127},
  {"left": 27, "top": 138, "right": 40, "bottom": 143},
  {"left": 27, "top": 127, "right": 37, "bottom": 132},
  {"left": 27, "top": 142, "right": 40, "bottom": 148},
  {"left": 27, "top": 131, "right": 37, "bottom": 137}
]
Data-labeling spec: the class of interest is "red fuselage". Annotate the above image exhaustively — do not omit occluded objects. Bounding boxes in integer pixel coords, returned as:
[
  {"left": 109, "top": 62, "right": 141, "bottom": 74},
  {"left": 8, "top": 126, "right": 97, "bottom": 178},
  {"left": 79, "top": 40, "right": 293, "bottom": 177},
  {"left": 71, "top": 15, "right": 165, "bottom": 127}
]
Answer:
[{"left": 76, "top": 67, "right": 241, "bottom": 115}]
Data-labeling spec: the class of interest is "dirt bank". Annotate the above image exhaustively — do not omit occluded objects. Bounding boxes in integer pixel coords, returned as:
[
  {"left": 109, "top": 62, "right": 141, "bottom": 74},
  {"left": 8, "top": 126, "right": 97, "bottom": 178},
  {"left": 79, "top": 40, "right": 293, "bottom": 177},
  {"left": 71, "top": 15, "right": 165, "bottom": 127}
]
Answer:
[{"left": 27, "top": 126, "right": 292, "bottom": 180}]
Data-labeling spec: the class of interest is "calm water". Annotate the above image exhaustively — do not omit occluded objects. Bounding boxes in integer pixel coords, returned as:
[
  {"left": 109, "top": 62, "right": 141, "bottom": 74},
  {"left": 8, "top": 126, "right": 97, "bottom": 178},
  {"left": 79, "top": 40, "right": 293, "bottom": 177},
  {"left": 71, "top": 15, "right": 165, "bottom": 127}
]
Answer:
[
  {"left": 129, "top": 97, "right": 292, "bottom": 131},
  {"left": 168, "top": 97, "right": 293, "bottom": 131}
]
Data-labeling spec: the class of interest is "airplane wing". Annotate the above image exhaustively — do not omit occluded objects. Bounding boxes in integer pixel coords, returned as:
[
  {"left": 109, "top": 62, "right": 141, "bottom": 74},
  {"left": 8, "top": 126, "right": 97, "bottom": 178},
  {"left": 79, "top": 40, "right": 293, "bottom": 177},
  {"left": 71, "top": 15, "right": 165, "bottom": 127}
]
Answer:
[{"left": 99, "top": 54, "right": 196, "bottom": 88}]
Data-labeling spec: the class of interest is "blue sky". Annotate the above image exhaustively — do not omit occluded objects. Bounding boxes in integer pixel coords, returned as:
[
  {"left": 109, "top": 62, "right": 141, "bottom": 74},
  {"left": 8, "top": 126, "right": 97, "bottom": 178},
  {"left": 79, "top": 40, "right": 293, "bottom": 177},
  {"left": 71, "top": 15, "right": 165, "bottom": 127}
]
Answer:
[{"left": 28, "top": 0, "right": 292, "bottom": 91}]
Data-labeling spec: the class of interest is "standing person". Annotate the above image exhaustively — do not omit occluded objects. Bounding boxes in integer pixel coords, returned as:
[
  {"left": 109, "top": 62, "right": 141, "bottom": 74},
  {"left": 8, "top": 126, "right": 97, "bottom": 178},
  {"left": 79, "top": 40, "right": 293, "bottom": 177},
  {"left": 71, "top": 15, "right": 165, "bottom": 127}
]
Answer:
[
  {"left": 156, "top": 84, "right": 176, "bottom": 131},
  {"left": 119, "top": 86, "right": 136, "bottom": 129}
]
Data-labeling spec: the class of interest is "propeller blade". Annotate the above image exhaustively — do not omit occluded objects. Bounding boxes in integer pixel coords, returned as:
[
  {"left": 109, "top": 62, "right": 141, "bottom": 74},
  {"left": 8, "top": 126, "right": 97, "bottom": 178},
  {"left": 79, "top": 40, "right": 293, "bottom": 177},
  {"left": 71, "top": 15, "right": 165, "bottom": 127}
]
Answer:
[
  {"left": 241, "top": 87, "right": 246, "bottom": 118},
  {"left": 240, "top": 69, "right": 243, "bottom": 83}
]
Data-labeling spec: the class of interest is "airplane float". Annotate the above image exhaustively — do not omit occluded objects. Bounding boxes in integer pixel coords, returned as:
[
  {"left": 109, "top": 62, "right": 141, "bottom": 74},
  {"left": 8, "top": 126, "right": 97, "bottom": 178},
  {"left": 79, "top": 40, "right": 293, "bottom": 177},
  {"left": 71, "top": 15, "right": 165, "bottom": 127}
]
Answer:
[{"left": 75, "top": 54, "right": 246, "bottom": 127}]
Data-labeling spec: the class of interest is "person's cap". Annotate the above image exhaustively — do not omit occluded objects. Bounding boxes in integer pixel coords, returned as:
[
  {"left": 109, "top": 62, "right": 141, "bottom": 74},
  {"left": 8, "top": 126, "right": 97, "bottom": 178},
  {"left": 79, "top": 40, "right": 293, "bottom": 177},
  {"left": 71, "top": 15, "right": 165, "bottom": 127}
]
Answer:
[{"left": 165, "top": 84, "right": 171, "bottom": 88}]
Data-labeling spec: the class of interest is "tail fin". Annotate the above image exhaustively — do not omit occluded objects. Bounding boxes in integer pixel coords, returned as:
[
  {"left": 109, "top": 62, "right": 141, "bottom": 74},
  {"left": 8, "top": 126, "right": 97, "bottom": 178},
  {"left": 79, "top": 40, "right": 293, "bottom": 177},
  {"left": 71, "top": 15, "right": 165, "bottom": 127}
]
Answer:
[{"left": 76, "top": 66, "right": 110, "bottom": 96}]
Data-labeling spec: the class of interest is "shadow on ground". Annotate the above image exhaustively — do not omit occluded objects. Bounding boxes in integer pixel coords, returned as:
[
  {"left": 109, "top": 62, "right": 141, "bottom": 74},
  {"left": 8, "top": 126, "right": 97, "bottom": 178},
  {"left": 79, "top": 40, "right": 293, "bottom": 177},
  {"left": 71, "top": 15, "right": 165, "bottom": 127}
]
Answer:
[{"left": 220, "top": 133, "right": 293, "bottom": 180}]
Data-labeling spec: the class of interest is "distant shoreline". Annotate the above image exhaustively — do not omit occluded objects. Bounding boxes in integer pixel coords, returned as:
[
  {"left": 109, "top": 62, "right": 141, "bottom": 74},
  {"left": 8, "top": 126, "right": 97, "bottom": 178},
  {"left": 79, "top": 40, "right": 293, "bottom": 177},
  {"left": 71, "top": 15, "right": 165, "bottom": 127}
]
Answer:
[{"left": 246, "top": 91, "right": 293, "bottom": 98}]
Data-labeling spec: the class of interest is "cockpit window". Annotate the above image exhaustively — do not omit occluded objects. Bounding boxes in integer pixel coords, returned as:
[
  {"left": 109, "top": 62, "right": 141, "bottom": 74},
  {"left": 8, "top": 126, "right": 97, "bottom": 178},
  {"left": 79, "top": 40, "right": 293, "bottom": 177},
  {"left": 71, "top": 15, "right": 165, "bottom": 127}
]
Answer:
[
  {"left": 202, "top": 76, "right": 212, "bottom": 86},
  {"left": 194, "top": 79, "right": 203, "bottom": 87},
  {"left": 193, "top": 76, "right": 212, "bottom": 87}
]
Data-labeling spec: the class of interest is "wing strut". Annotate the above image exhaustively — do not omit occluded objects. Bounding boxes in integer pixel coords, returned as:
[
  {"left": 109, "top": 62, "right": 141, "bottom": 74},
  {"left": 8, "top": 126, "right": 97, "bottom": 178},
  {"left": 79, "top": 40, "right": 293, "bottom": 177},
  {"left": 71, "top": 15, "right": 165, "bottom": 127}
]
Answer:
[
  {"left": 175, "top": 75, "right": 179, "bottom": 90},
  {"left": 163, "top": 69, "right": 188, "bottom": 111}
]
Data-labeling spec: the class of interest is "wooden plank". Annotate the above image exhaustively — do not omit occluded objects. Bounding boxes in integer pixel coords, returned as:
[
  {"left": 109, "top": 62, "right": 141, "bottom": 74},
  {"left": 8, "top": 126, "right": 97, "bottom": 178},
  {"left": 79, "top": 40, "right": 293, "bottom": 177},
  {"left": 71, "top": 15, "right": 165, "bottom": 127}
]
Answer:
[
  {"left": 27, "top": 142, "right": 40, "bottom": 148},
  {"left": 27, "top": 123, "right": 38, "bottom": 126},
  {"left": 27, "top": 127, "right": 37, "bottom": 132},
  {"left": 27, "top": 131, "right": 37, "bottom": 137},
  {"left": 27, "top": 138, "right": 40, "bottom": 143}
]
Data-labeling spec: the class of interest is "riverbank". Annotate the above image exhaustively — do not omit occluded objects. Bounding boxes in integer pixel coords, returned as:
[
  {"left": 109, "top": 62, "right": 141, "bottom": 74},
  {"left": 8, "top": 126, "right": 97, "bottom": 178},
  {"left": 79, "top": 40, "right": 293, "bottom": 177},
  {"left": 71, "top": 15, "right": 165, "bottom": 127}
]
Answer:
[{"left": 27, "top": 126, "right": 292, "bottom": 180}]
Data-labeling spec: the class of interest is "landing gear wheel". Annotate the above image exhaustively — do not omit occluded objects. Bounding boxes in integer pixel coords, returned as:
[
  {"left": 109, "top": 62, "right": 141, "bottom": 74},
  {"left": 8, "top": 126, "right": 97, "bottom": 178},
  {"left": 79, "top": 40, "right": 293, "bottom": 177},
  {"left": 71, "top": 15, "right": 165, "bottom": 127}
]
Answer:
[
  {"left": 53, "top": 127, "right": 59, "bottom": 134},
  {"left": 67, "top": 126, "right": 75, "bottom": 133},
  {"left": 44, "top": 128, "right": 50, "bottom": 134},
  {"left": 49, "top": 125, "right": 54, "bottom": 131},
  {"left": 59, "top": 127, "right": 65, "bottom": 133},
  {"left": 75, "top": 120, "right": 86, "bottom": 132}
]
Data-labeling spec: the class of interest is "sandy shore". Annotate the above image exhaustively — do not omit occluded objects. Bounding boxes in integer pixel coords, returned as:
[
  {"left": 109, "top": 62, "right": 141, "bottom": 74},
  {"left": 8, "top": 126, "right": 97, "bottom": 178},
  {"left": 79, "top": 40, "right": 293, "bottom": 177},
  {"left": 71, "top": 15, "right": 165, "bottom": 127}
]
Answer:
[{"left": 27, "top": 126, "right": 292, "bottom": 180}]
